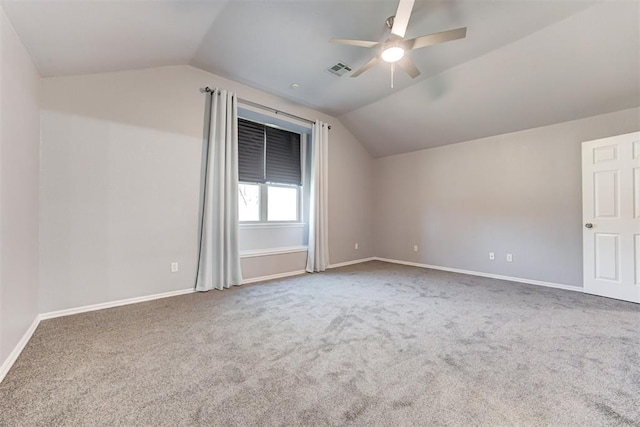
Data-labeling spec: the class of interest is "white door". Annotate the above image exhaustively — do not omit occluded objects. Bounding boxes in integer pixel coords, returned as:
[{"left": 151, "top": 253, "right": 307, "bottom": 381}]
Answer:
[{"left": 582, "top": 132, "right": 640, "bottom": 303}]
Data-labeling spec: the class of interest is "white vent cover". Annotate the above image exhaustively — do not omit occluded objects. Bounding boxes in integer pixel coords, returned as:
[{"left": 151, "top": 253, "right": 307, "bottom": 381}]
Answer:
[{"left": 327, "top": 62, "right": 352, "bottom": 77}]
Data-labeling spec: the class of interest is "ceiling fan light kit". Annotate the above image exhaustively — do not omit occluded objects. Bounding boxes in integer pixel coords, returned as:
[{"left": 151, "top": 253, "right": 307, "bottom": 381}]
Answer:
[
  {"left": 330, "top": 0, "right": 467, "bottom": 84},
  {"left": 381, "top": 46, "right": 405, "bottom": 63}
]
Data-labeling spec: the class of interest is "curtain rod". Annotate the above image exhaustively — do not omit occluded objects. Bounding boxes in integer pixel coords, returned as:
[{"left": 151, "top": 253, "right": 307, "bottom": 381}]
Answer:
[{"left": 202, "top": 87, "right": 331, "bottom": 130}]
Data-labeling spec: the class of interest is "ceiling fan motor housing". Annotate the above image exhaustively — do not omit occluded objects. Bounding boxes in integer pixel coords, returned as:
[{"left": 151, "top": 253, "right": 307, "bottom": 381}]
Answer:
[{"left": 385, "top": 16, "right": 395, "bottom": 29}]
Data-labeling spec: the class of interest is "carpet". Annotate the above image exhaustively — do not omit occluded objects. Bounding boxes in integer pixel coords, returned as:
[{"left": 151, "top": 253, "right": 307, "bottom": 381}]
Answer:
[{"left": 1, "top": 261, "right": 639, "bottom": 426}]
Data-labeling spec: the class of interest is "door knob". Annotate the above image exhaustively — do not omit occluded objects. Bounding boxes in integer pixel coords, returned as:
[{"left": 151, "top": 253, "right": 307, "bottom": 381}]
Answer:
[{"left": 585, "top": 223, "right": 594, "bottom": 229}]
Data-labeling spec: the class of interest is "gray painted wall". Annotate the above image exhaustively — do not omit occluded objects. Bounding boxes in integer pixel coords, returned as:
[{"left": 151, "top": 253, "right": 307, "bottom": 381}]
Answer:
[
  {"left": 40, "top": 65, "right": 374, "bottom": 313},
  {"left": 329, "top": 119, "right": 375, "bottom": 264},
  {"left": 374, "top": 107, "right": 640, "bottom": 287},
  {"left": 0, "top": 5, "right": 40, "bottom": 367}
]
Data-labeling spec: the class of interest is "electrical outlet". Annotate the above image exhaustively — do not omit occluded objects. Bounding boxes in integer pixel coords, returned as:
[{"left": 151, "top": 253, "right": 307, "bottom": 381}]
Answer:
[
  {"left": 170, "top": 262, "right": 179, "bottom": 273},
  {"left": 489, "top": 252, "right": 495, "bottom": 260},
  {"left": 413, "top": 245, "right": 419, "bottom": 252},
  {"left": 354, "top": 243, "right": 359, "bottom": 250},
  {"left": 506, "top": 254, "right": 513, "bottom": 262}
]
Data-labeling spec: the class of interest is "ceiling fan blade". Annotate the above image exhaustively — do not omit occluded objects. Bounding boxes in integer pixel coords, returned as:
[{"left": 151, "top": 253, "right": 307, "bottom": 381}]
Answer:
[
  {"left": 404, "top": 27, "right": 467, "bottom": 51},
  {"left": 330, "top": 38, "right": 380, "bottom": 48},
  {"left": 397, "top": 56, "right": 421, "bottom": 79},
  {"left": 391, "top": 0, "right": 415, "bottom": 39},
  {"left": 351, "top": 56, "right": 381, "bottom": 78}
]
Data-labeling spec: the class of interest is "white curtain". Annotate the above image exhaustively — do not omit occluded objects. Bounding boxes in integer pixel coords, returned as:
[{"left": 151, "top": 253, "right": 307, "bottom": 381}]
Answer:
[
  {"left": 196, "top": 89, "right": 242, "bottom": 291},
  {"left": 306, "top": 120, "right": 330, "bottom": 272}
]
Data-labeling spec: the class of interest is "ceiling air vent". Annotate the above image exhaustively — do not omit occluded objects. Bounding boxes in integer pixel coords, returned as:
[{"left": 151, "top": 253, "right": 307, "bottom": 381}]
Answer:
[{"left": 327, "top": 62, "right": 352, "bottom": 77}]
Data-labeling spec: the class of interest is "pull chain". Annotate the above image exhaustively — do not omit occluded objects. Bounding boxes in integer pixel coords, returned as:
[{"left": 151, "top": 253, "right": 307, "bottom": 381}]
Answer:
[{"left": 391, "top": 63, "right": 395, "bottom": 89}]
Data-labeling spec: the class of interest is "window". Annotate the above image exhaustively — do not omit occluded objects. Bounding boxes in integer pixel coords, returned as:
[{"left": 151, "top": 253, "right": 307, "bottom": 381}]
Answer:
[
  {"left": 238, "top": 183, "right": 260, "bottom": 222},
  {"left": 267, "top": 186, "right": 298, "bottom": 221},
  {"left": 238, "top": 118, "right": 302, "bottom": 222}
]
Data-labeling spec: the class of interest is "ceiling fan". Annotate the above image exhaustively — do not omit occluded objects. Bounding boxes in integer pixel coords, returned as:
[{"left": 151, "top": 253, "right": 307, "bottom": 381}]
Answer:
[{"left": 330, "top": 0, "right": 467, "bottom": 81}]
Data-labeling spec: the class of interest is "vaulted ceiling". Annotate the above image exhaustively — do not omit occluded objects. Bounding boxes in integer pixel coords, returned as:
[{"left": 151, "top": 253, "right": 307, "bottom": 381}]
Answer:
[{"left": 3, "top": 0, "right": 639, "bottom": 157}]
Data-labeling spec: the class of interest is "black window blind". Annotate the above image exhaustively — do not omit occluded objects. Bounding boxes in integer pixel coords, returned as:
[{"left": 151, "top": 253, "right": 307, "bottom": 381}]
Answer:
[
  {"left": 237, "top": 119, "right": 301, "bottom": 186},
  {"left": 237, "top": 119, "right": 265, "bottom": 183},
  {"left": 266, "top": 127, "right": 301, "bottom": 186}
]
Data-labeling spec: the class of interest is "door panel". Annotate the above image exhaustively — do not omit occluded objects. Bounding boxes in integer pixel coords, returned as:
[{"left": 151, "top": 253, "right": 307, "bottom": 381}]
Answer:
[
  {"left": 582, "top": 132, "right": 640, "bottom": 303},
  {"left": 594, "top": 233, "right": 619, "bottom": 281},
  {"left": 594, "top": 171, "right": 618, "bottom": 218},
  {"left": 635, "top": 234, "right": 640, "bottom": 285},
  {"left": 593, "top": 145, "right": 617, "bottom": 163},
  {"left": 634, "top": 168, "right": 640, "bottom": 218}
]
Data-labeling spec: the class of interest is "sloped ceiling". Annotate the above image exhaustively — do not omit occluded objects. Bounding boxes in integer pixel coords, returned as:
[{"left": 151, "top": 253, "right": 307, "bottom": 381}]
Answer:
[{"left": 3, "top": 0, "right": 639, "bottom": 157}]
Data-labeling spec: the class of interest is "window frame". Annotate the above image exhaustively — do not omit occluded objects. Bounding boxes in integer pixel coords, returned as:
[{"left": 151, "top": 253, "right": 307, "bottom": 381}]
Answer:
[
  {"left": 266, "top": 182, "right": 302, "bottom": 223},
  {"left": 238, "top": 182, "right": 262, "bottom": 223},
  {"left": 238, "top": 121, "right": 306, "bottom": 225},
  {"left": 238, "top": 182, "right": 302, "bottom": 224}
]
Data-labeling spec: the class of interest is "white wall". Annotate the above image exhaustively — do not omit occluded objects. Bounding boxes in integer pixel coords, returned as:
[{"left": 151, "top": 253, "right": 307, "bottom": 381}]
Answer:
[
  {"left": 0, "top": 4, "right": 40, "bottom": 367},
  {"left": 374, "top": 108, "right": 640, "bottom": 287},
  {"left": 40, "top": 65, "right": 374, "bottom": 313}
]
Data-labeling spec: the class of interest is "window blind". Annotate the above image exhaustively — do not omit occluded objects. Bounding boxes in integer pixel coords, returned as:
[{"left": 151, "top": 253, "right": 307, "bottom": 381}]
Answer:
[
  {"left": 237, "top": 118, "right": 301, "bottom": 186},
  {"left": 266, "top": 127, "right": 301, "bottom": 186},
  {"left": 237, "top": 118, "right": 265, "bottom": 183}
]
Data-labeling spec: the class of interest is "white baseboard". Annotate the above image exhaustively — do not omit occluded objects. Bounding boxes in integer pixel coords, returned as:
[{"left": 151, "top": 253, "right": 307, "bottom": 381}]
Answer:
[
  {"left": 328, "top": 257, "right": 376, "bottom": 269},
  {"left": 37, "top": 269, "right": 312, "bottom": 321},
  {"left": 0, "top": 316, "right": 40, "bottom": 384},
  {"left": 39, "top": 288, "right": 195, "bottom": 321},
  {"left": 242, "top": 270, "right": 307, "bottom": 284},
  {"left": 374, "top": 257, "right": 582, "bottom": 292}
]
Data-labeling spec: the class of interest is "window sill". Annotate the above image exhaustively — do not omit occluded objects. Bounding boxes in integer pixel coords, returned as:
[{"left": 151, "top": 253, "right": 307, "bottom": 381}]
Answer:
[
  {"left": 239, "top": 222, "right": 306, "bottom": 229},
  {"left": 240, "top": 246, "right": 308, "bottom": 258}
]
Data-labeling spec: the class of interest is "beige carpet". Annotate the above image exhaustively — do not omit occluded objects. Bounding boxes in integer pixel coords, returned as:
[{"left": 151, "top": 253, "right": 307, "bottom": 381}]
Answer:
[{"left": 1, "top": 261, "right": 639, "bottom": 426}]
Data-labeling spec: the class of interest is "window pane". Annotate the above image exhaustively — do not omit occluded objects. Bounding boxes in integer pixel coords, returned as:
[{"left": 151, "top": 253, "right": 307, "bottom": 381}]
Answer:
[
  {"left": 267, "top": 186, "right": 298, "bottom": 221},
  {"left": 239, "top": 184, "right": 260, "bottom": 221}
]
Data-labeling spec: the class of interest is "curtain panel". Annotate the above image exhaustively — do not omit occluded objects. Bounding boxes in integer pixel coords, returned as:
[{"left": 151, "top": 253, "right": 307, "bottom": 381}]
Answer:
[
  {"left": 306, "top": 120, "right": 330, "bottom": 272},
  {"left": 195, "top": 89, "right": 243, "bottom": 291}
]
